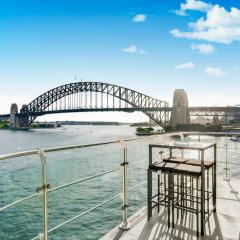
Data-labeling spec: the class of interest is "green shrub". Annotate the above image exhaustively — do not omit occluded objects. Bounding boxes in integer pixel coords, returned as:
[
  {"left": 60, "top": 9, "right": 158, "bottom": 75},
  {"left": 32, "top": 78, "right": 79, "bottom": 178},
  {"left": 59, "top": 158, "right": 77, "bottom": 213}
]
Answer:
[{"left": 0, "top": 120, "right": 10, "bottom": 129}]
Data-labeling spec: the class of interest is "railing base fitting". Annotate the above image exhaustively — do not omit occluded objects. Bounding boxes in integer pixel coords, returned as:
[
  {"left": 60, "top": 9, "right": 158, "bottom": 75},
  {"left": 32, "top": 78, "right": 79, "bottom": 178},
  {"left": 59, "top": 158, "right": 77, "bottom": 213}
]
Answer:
[
  {"left": 119, "top": 223, "right": 131, "bottom": 230},
  {"left": 223, "top": 177, "right": 230, "bottom": 181}
]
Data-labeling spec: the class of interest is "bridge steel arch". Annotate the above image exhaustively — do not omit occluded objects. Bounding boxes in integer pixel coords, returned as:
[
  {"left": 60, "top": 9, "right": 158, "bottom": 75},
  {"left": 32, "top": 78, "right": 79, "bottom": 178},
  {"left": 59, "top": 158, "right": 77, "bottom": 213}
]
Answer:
[{"left": 20, "top": 82, "right": 170, "bottom": 127}]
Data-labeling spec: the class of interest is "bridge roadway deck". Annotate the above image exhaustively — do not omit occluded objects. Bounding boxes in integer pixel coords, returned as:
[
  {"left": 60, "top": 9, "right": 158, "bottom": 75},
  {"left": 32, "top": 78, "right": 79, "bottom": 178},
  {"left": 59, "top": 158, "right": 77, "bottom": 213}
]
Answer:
[
  {"left": 101, "top": 175, "right": 240, "bottom": 240},
  {"left": 16, "top": 107, "right": 171, "bottom": 116},
  {"left": 1, "top": 106, "right": 240, "bottom": 118},
  {"left": 188, "top": 106, "right": 240, "bottom": 112}
]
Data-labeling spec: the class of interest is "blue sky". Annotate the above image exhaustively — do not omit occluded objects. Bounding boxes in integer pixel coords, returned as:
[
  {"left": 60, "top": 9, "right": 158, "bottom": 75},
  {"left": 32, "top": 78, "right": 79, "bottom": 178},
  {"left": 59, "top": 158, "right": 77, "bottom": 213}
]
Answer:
[{"left": 0, "top": 0, "right": 240, "bottom": 122}]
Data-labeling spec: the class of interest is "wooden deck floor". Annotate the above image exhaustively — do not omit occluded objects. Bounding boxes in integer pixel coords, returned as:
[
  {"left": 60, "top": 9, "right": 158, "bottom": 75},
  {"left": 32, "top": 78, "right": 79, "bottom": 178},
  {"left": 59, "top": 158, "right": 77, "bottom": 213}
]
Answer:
[{"left": 101, "top": 176, "right": 240, "bottom": 240}]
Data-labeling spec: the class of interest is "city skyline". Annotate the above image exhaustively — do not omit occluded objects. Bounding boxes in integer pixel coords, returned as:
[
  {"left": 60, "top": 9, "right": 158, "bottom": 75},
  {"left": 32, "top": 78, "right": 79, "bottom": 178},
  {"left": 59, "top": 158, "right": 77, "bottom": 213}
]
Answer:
[{"left": 0, "top": 0, "right": 239, "bottom": 122}]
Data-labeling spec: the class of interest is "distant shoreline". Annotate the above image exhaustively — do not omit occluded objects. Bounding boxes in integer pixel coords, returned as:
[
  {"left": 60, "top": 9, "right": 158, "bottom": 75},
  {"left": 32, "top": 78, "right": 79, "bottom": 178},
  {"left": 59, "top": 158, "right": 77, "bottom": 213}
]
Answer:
[{"left": 59, "top": 121, "right": 125, "bottom": 126}]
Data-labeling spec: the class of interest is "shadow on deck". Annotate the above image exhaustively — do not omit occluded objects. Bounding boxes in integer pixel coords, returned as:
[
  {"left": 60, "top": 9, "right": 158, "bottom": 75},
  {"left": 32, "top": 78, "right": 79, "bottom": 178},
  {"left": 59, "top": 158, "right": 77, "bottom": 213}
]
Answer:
[{"left": 101, "top": 177, "right": 240, "bottom": 240}]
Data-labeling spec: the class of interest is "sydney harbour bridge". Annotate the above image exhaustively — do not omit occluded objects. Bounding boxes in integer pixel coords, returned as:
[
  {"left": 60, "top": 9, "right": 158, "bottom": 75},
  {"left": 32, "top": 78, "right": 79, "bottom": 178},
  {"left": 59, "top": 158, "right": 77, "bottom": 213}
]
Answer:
[{"left": 0, "top": 81, "right": 239, "bottom": 128}]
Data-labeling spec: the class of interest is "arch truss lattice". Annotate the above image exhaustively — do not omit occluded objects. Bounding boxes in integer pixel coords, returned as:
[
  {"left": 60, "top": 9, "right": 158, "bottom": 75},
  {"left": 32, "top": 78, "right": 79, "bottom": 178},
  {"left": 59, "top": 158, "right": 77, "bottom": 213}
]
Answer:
[{"left": 20, "top": 82, "right": 170, "bottom": 127}]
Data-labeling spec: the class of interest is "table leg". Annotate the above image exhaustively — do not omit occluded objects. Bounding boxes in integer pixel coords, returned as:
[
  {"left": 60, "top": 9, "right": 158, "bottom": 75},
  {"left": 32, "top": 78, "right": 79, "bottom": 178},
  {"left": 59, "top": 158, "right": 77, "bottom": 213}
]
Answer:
[
  {"left": 148, "top": 169, "right": 152, "bottom": 220},
  {"left": 213, "top": 145, "right": 217, "bottom": 212},
  {"left": 158, "top": 174, "right": 160, "bottom": 213},
  {"left": 201, "top": 151, "right": 205, "bottom": 236},
  {"left": 196, "top": 177, "right": 199, "bottom": 237}
]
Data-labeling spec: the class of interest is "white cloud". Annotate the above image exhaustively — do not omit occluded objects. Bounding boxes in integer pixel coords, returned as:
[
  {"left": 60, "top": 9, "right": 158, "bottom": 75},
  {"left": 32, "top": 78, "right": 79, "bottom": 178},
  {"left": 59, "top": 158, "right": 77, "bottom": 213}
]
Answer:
[
  {"left": 191, "top": 5, "right": 240, "bottom": 31},
  {"left": 174, "top": 62, "right": 195, "bottom": 69},
  {"left": 191, "top": 43, "right": 215, "bottom": 53},
  {"left": 204, "top": 67, "right": 225, "bottom": 77},
  {"left": 121, "top": 45, "right": 149, "bottom": 55},
  {"left": 132, "top": 14, "right": 147, "bottom": 22},
  {"left": 176, "top": 0, "right": 211, "bottom": 16},
  {"left": 171, "top": 2, "right": 240, "bottom": 44}
]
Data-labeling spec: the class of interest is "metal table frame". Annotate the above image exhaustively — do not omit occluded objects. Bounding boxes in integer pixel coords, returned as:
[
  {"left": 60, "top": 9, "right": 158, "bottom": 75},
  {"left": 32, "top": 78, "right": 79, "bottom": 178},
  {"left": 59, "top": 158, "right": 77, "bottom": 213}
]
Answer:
[{"left": 148, "top": 142, "right": 217, "bottom": 236}]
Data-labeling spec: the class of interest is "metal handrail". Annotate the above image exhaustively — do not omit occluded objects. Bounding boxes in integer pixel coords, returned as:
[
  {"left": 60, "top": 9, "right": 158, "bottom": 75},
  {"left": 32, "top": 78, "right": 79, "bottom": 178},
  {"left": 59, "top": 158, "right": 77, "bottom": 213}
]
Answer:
[
  {"left": 0, "top": 136, "right": 158, "bottom": 212},
  {"left": 0, "top": 192, "right": 39, "bottom": 212},
  {"left": 1, "top": 140, "right": 238, "bottom": 162},
  {"left": 128, "top": 149, "right": 179, "bottom": 167},
  {"left": 217, "top": 146, "right": 240, "bottom": 149},
  {"left": 217, "top": 161, "right": 240, "bottom": 165},
  {"left": 0, "top": 135, "right": 158, "bottom": 161},
  {"left": 0, "top": 135, "right": 159, "bottom": 240},
  {"left": 129, "top": 159, "right": 145, "bottom": 167},
  {"left": 30, "top": 180, "right": 146, "bottom": 240},
  {"left": 48, "top": 167, "right": 121, "bottom": 193},
  {"left": 31, "top": 194, "right": 120, "bottom": 240},
  {"left": 0, "top": 167, "right": 121, "bottom": 213}
]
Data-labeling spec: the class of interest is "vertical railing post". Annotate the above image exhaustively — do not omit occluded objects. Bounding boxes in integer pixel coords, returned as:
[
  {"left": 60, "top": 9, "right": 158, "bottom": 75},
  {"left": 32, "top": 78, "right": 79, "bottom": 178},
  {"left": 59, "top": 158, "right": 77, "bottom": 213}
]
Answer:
[
  {"left": 119, "top": 140, "right": 130, "bottom": 230},
  {"left": 198, "top": 134, "right": 201, "bottom": 160},
  {"left": 224, "top": 133, "right": 230, "bottom": 181},
  {"left": 38, "top": 148, "right": 49, "bottom": 240},
  {"left": 180, "top": 133, "right": 184, "bottom": 158}
]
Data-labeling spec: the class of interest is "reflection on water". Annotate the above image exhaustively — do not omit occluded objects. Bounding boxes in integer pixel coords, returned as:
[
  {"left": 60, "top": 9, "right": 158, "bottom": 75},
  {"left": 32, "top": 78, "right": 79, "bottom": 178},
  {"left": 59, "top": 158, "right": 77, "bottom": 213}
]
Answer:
[{"left": 0, "top": 126, "right": 239, "bottom": 239}]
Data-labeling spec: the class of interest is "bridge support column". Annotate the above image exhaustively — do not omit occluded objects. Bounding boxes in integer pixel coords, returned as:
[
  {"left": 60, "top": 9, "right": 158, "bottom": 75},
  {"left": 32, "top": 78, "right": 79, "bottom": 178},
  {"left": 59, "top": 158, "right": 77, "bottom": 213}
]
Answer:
[
  {"left": 170, "top": 89, "right": 190, "bottom": 127},
  {"left": 10, "top": 103, "right": 29, "bottom": 128},
  {"left": 10, "top": 103, "right": 19, "bottom": 128}
]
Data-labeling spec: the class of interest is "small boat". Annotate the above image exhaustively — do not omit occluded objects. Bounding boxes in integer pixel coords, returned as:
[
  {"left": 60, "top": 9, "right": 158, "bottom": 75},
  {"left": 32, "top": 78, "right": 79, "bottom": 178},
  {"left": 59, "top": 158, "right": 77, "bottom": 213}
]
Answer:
[
  {"left": 136, "top": 132, "right": 154, "bottom": 136},
  {"left": 230, "top": 135, "right": 240, "bottom": 142}
]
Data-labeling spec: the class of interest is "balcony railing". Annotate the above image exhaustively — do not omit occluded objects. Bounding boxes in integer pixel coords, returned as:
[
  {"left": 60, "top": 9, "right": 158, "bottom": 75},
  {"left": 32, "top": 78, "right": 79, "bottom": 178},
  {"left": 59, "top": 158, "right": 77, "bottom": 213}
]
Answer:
[
  {"left": 0, "top": 136, "right": 160, "bottom": 240},
  {"left": 0, "top": 133, "right": 239, "bottom": 240}
]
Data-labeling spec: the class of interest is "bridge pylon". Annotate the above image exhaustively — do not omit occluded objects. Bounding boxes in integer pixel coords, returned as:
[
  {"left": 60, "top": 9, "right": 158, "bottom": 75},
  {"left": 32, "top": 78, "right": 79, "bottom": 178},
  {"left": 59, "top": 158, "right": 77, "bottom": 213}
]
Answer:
[
  {"left": 170, "top": 89, "right": 190, "bottom": 127},
  {"left": 10, "top": 103, "right": 19, "bottom": 128},
  {"left": 10, "top": 103, "right": 29, "bottom": 128}
]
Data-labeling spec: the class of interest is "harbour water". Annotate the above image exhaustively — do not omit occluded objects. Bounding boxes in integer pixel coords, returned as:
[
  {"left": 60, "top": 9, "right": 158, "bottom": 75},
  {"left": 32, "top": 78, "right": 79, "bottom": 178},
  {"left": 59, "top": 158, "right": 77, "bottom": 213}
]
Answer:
[{"left": 0, "top": 126, "right": 239, "bottom": 239}]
